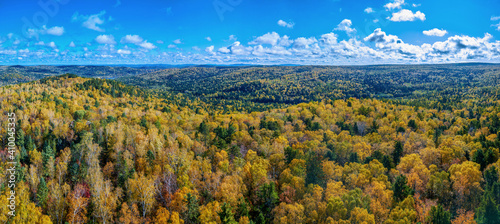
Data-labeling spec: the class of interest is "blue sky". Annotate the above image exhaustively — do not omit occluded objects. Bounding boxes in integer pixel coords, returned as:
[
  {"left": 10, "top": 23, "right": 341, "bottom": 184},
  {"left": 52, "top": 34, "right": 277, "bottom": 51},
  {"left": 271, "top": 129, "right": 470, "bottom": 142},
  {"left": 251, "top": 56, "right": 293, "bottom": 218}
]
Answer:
[{"left": 1, "top": 0, "right": 500, "bottom": 65}]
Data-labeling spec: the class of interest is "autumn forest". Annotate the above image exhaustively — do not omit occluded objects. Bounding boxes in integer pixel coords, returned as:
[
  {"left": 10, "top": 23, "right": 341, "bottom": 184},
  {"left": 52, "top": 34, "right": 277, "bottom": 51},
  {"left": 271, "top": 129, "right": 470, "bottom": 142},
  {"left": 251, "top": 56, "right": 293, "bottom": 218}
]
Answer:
[{"left": 1, "top": 64, "right": 500, "bottom": 224}]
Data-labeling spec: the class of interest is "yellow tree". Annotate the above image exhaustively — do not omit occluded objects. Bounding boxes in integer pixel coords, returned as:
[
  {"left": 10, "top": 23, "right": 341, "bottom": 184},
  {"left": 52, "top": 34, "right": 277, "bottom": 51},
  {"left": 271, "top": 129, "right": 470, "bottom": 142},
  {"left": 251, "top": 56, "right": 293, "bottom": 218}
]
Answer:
[
  {"left": 397, "top": 154, "right": 430, "bottom": 194},
  {"left": 349, "top": 207, "right": 375, "bottom": 224},
  {"left": 272, "top": 202, "right": 305, "bottom": 224},
  {"left": 448, "top": 161, "right": 483, "bottom": 209},
  {"left": 128, "top": 173, "right": 156, "bottom": 218},
  {"left": 47, "top": 180, "right": 70, "bottom": 224},
  {"left": 0, "top": 183, "right": 52, "bottom": 224},
  {"left": 66, "top": 184, "right": 89, "bottom": 224}
]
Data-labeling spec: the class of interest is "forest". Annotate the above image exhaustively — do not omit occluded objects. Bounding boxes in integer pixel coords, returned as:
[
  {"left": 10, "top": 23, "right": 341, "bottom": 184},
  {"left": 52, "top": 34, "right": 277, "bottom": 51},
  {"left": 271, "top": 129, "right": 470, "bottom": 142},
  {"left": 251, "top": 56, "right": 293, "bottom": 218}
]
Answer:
[{"left": 0, "top": 65, "right": 499, "bottom": 224}]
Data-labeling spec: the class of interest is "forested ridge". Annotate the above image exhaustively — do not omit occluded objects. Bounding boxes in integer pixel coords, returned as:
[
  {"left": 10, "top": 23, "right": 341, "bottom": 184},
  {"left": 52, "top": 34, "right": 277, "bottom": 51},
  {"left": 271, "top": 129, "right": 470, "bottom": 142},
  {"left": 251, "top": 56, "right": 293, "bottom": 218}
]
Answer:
[
  {"left": 0, "top": 70, "right": 500, "bottom": 223},
  {"left": 118, "top": 64, "right": 500, "bottom": 111}
]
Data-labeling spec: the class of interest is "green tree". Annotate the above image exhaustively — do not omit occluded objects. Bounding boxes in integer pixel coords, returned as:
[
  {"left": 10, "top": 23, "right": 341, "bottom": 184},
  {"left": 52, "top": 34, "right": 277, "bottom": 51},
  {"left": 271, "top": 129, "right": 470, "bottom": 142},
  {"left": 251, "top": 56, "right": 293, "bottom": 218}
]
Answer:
[
  {"left": 184, "top": 193, "right": 200, "bottom": 224},
  {"left": 428, "top": 205, "right": 451, "bottom": 224},
  {"left": 476, "top": 192, "right": 500, "bottom": 224},
  {"left": 392, "top": 141, "right": 403, "bottom": 165},
  {"left": 218, "top": 202, "right": 237, "bottom": 224},
  {"left": 36, "top": 177, "right": 48, "bottom": 208},
  {"left": 392, "top": 175, "right": 413, "bottom": 203}
]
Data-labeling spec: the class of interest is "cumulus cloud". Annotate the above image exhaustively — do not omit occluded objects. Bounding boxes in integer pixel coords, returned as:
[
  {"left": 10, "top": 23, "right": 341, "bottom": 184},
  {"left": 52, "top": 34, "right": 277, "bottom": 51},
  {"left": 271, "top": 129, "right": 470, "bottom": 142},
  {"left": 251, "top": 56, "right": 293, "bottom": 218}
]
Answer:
[
  {"left": 389, "top": 9, "right": 425, "bottom": 22},
  {"left": 334, "top": 19, "right": 356, "bottom": 35},
  {"left": 139, "top": 41, "right": 157, "bottom": 50},
  {"left": 24, "top": 25, "right": 65, "bottom": 38},
  {"left": 206, "top": 37, "right": 212, "bottom": 42},
  {"left": 205, "top": 45, "right": 215, "bottom": 55},
  {"left": 277, "top": 20, "right": 295, "bottom": 28},
  {"left": 364, "top": 7, "right": 374, "bottom": 13},
  {"left": 44, "top": 26, "right": 65, "bottom": 36},
  {"left": 249, "top": 32, "right": 281, "bottom": 45},
  {"left": 121, "top": 35, "right": 144, "bottom": 44},
  {"left": 293, "top": 37, "right": 317, "bottom": 48},
  {"left": 120, "top": 35, "right": 157, "bottom": 50},
  {"left": 320, "top": 33, "right": 338, "bottom": 46},
  {"left": 72, "top": 11, "right": 107, "bottom": 32},
  {"left": 5, "top": 24, "right": 500, "bottom": 65},
  {"left": 47, "top": 42, "right": 57, "bottom": 48},
  {"left": 117, "top": 49, "right": 131, "bottom": 54},
  {"left": 384, "top": 0, "right": 404, "bottom": 10},
  {"left": 69, "top": 42, "right": 76, "bottom": 47},
  {"left": 95, "top": 35, "right": 116, "bottom": 44},
  {"left": 423, "top": 28, "right": 448, "bottom": 37},
  {"left": 173, "top": 39, "right": 182, "bottom": 44}
]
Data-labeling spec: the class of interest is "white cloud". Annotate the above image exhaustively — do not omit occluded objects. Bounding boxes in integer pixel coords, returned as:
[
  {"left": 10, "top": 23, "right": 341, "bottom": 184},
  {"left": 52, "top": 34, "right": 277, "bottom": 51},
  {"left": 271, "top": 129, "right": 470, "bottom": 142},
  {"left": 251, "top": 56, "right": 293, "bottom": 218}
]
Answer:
[
  {"left": 44, "top": 26, "right": 65, "bottom": 36},
  {"left": 389, "top": 9, "right": 425, "bottom": 22},
  {"left": 206, "top": 37, "right": 212, "bottom": 42},
  {"left": 72, "top": 11, "right": 107, "bottom": 32},
  {"left": 95, "top": 35, "right": 116, "bottom": 44},
  {"left": 320, "top": 33, "right": 338, "bottom": 45},
  {"left": 139, "top": 41, "right": 156, "bottom": 50},
  {"left": 364, "top": 7, "right": 374, "bottom": 14},
  {"left": 7, "top": 33, "right": 14, "bottom": 39},
  {"left": 69, "top": 42, "right": 76, "bottom": 47},
  {"left": 121, "top": 35, "right": 143, "bottom": 44},
  {"left": 277, "top": 20, "right": 295, "bottom": 28},
  {"left": 117, "top": 49, "right": 131, "bottom": 54},
  {"left": 47, "top": 42, "right": 57, "bottom": 48},
  {"left": 13, "top": 40, "right": 20, "bottom": 45},
  {"left": 334, "top": 19, "right": 356, "bottom": 34},
  {"left": 157, "top": 40, "right": 164, "bottom": 44},
  {"left": 293, "top": 37, "right": 317, "bottom": 48},
  {"left": 493, "top": 23, "right": 500, "bottom": 31},
  {"left": 229, "top": 35, "right": 237, "bottom": 41},
  {"left": 168, "top": 44, "right": 176, "bottom": 48},
  {"left": 192, "top": 46, "right": 201, "bottom": 51},
  {"left": 412, "top": 3, "right": 421, "bottom": 7},
  {"left": 173, "top": 39, "right": 182, "bottom": 44},
  {"left": 205, "top": 45, "right": 215, "bottom": 55},
  {"left": 491, "top": 16, "right": 500, "bottom": 31},
  {"left": 119, "top": 35, "right": 156, "bottom": 49},
  {"left": 24, "top": 25, "right": 65, "bottom": 37},
  {"left": 218, "top": 47, "right": 230, "bottom": 53},
  {"left": 249, "top": 32, "right": 281, "bottom": 45},
  {"left": 423, "top": 28, "right": 448, "bottom": 37},
  {"left": 384, "top": 0, "right": 404, "bottom": 10}
]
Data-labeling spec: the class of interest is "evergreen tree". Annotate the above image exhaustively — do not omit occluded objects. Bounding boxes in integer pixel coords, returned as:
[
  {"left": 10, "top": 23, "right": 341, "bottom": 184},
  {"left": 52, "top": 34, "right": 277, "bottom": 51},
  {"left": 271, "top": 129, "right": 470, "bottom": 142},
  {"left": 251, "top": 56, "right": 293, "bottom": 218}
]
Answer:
[
  {"left": 183, "top": 193, "right": 200, "bottom": 224},
  {"left": 37, "top": 177, "right": 48, "bottom": 208},
  {"left": 392, "top": 141, "right": 404, "bottom": 165},
  {"left": 392, "top": 175, "right": 413, "bottom": 202},
  {"left": 476, "top": 192, "right": 500, "bottom": 224},
  {"left": 428, "top": 205, "right": 451, "bottom": 224},
  {"left": 218, "top": 202, "right": 237, "bottom": 224}
]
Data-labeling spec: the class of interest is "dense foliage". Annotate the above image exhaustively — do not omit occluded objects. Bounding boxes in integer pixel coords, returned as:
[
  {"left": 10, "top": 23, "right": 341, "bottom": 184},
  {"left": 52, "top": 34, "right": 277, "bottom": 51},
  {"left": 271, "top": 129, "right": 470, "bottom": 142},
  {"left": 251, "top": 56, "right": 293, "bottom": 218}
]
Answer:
[
  {"left": 0, "top": 65, "right": 161, "bottom": 86},
  {"left": 0, "top": 68, "right": 500, "bottom": 223},
  {"left": 119, "top": 64, "right": 500, "bottom": 111}
]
